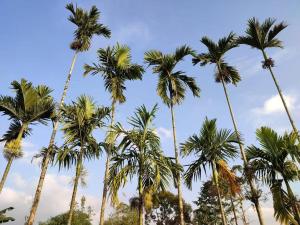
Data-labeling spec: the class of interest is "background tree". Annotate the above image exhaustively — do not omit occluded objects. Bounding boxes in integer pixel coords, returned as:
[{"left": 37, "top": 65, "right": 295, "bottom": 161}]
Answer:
[
  {"left": 104, "top": 203, "right": 139, "bottom": 225},
  {"left": 25, "top": 4, "right": 111, "bottom": 224},
  {"left": 238, "top": 18, "right": 299, "bottom": 141},
  {"left": 181, "top": 118, "right": 239, "bottom": 225},
  {"left": 108, "top": 105, "right": 177, "bottom": 225},
  {"left": 193, "top": 33, "right": 266, "bottom": 225},
  {"left": 0, "top": 79, "right": 54, "bottom": 193},
  {"left": 247, "top": 127, "right": 300, "bottom": 225},
  {"left": 0, "top": 207, "right": 15, "bottom": 223},
  {"left": 145, "top": 45, "right": 200, "bottom": 225},
  {"left": 57, "top": 95, "right": 109, "bottom": 225},
  {"left": 83, "top": 43, "right": 144, "bottom": 225}
]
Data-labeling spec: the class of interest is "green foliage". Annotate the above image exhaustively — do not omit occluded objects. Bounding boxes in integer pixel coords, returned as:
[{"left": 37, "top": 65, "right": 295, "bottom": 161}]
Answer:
[
  {"left": 66, "top": 3, "right": 111, "bottom": 52},
  {"left": 104, "top": 203, "right": 139, "bottom": 225},
  {"left": 144, "top": 45, "right": 200, "bottom": 106},
  {"left": 83, "top": 43, "right": 144, "bottom": 104},
  {"left": 0, "top": 207, "right": 15, "bottom": 223}
]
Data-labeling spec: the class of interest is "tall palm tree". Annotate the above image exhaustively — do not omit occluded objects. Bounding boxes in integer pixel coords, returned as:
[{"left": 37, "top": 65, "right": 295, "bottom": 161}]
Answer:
[
  {"left": 181, "top": 118, "right": 239, "bottom": 225},
  {"left": 57, "top": 95, "right": 110, "bottom": 225},
  {"left": 238, "top": 18, "right": 299, "bottom": 140},
  {"left": 108, "top": 105, "right": 178, "bottom": 225},
  {"left": 247, "top": 127, "right": 300, "bottom": 225},
  {"left": 144, "top": 46, "right": 200, "bottom": 225},
  {"left": 83, "top": 43, "right": 144, "bottom": 225},
  {"left": 0, "top": 79, "right": 54, "bottom": 193},
  {"left": 25, "top": 4, "right": 111, "bottom": 225},
  {"left": 192, "top": 33, "right": 266, "bottom": 225}
]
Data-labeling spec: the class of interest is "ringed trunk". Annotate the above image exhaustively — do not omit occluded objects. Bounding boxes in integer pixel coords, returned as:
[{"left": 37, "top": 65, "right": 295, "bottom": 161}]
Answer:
[
  {"left": 262, "top": 50, "right": 300, "bottom": 142},
  {"left": 99, "top": 99, "right": 116, "bottom": 225},
  {"left": 219, "top": 73, "right": 266, "bottom": 225},
  {"left": 230, "top": 194, "right": 239, "bottom": 225},
  {"left": 138, "top": 173, "right": 144, "bottom": 225},
  {"left": 170, "top": 102, "right": 185, "bottom": 225},
  {"left": 0, "top": 123, "right": 27, "bottom": 193},
  {"left": 25, "top": 51, "right": 78, "bottom": 225},
  {"left": 67, "top": 150, "right": 83, "bottom": 225}
]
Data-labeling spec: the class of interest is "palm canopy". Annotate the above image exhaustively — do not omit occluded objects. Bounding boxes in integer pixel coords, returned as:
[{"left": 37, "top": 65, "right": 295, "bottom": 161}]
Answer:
[
  {"left": 66, "top": 3, "right": 111, "bottom": 52},
  {"left": 144, "top": 45, "right": 200, "bottom": 106},
  {"left": 0, "top": 79, "right": 55, "bottom": 126},
  {"left": 57, "top": 95, "right": 110, "bottom": 169},
  {"left": 192, "top": 33, "right": 241, "bottom": 85},
  {"left": 246, "top": 127, "right": 300, "bottom": 186},
  {"left": 108, "top": 105, "right": 179, "bottom": 204},
  {"left": 181, "top": 118, "right": 239, "bottom": 189},
  {"left": 238, "top": 17, "right": 287, "bottom": 51},
  {"left": 83, "top": 43, "right": 144, "bottom": 103}
]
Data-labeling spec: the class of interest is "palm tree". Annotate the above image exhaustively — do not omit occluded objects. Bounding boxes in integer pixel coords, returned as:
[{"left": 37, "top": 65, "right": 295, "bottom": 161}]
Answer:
[
  {"left": 26, "top": 4, "right": 111, "bottom": 225},
  {"left": 238, "top": 18, "right": 299, "bottom": 140},
  {"left": 192, "top": 33, "right": 266, "bottom": 225},
  {"left": 144, "top": 46, "right": 200, "bottom": 225},
  {"left": 247, "top": 127, "right": 300, "bottom": 225},
  {"left": 181, "top": 117, "right": 239, "bottom": 225},
  {"left": 57, "top": 95, "right": 110, "bottom": 225},
  {"left": 0, "top": 79, "right": 54, "bottom": 193},
  {"left": 83, "top": 43, "right": 144, "bottom": 225},
  {"left": 108, "top": 105, "right": 178, "bottom": 225}
]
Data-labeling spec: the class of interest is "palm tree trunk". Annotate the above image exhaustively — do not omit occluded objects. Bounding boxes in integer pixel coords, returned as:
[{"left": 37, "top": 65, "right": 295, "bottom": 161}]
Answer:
[
  {"left": 239, "top": 196, "right": 248, "bottom": 225},
  {"left": 283, "top": 178, "right": 300, "bottom": 224},
  {"left": 219, "top": 75, "right": 266, "bottom": 225},
  {"left": 0, "top": 123, "right": 27, "bottom": 194},
  {"left": 25, "top": 51, "right": 78, "bottom": 225},
  {"left": 170, "top": 102, "right": 185, "bottom": 225},
  {"left": 67, "top": 150, "right": 83, "bottom": 225},
  {"left": 138, "top": 173, "right": 144, "bottom": 225},
  {"left": 99, "top": 99, "right": 116, "bottom": 225},
  {"left": 0, "top": 157, "right": 13, "bottom": 193},
  {"left": 262, "top": 50, "right": 299, "bottom": 142},
  {"left": 230, "top": 194, "right": 239, "bottom": 225},
  {"left": 212, "top": 161, "right": 227, "bottom": 225}
]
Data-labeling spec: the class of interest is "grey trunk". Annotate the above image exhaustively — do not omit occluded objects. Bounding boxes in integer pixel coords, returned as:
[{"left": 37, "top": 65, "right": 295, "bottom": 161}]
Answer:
[
  {"left": 99, "top": 99, "right": 116, "bottom": 225},
  {"left": 0, "top": 157, "right": 13, "bottom": 193},
  {"left": 220, "top": 76, "right": 266, "bottom": 225},
  {"left": 170, "top": 102, "right": 185, "bottom": 225},
  {"left": 25, "top": 52, "right": 78, "bottom": 225},
  {"left": 230, "top": 194, "right": 239, "bottom": 225},
  {"left": 138, "top": 173, "right": 144, "bottom": 225}
]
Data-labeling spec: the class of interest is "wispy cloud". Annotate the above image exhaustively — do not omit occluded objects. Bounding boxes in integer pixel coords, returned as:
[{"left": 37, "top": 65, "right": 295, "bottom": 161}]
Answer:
[{"left": 156, "top": 127, "right": 172, "bottom": 139}]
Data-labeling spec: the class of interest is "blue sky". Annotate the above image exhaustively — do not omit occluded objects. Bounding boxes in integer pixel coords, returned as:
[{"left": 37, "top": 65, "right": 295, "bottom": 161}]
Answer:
[{"left": 1, "top": 0, "right": 300, "bottom": 224}]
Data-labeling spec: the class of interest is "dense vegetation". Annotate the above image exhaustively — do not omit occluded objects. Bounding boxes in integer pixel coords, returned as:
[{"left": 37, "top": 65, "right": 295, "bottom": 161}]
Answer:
[{"left": 0, "top": 2, "right": 299, "bottom": 225}]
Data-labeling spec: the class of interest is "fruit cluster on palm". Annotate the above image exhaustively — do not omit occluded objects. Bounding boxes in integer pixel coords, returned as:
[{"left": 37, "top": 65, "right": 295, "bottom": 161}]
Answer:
[{"left": 0, "top": 3, "right": 299, "bottom": 225}]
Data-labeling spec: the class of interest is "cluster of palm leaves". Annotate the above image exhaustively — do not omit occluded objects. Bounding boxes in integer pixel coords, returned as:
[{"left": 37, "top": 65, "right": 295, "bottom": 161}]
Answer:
[{"left": 0, "top": 3, "right": 299, "bottom": 225}]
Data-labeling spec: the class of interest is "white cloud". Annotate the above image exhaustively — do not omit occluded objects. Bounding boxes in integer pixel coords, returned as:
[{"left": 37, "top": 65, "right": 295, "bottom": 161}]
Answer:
[
  {"left": 253, "top": 94, "right": 296, "bottom": 115},
  {"left": 156, "top": 127, "right": 172, "bottom": 139}
]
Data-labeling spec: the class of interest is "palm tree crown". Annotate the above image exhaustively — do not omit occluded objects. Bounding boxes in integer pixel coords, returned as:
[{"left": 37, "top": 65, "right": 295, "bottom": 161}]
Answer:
[
  {"left": 181, "top": 118, "right": 239, "bottom": 189},
  {"left": 84, "top": 43, "right": 144, "bottom": 103},
  {"left": 145, "top": 45, "right": 200, "bottom": 106},
  {"left": 193, "top": 33, "right": 240, "bottom": 85},
  {"left": 238, "top": 17, "right": 287, "bottom": 51},
  {"left": 66, "top": 3, "right": 111, "bottom": 52}
]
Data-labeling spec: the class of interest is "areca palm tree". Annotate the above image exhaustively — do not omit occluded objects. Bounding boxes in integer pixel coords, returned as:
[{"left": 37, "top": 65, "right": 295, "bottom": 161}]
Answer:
[
  {"left": 26, "top": 4, "right": 111, "bottom": 225},
  {"left": 0, "top": 79, "right": 54, "bottom": 193},
  {"left": 83, "top": 43, "right": 144, "bottom": 225},
  {"left": 238, "top": 18, "right": 299, "bottom": 140},
  {"left": 181, "top": 118, "right": 239, "bottom": 225},
  {"left": 192, "top": 33, "right": 266, "bottom": 225},
  {"left": 57, "top": 95, "right": 110, "bottom": 225},
  {"left": 247, "top": 127, "right": 300, "bottom": 225},
  {"left": 144, "top": 45, "right": 200, "bottom": 225},
  {"left": 108, "top": 105, "right": 178, "bottom": 225}
]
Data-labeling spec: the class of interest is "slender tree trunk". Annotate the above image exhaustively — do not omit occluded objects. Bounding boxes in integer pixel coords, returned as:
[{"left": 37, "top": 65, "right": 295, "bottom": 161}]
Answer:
[
  {"left": 138, "top": 173, "right": 144, "bottom": 225},
  {"left": 0, "top": 123, "right": 27, "bottom": 194},
  {"left": 219, "top": 74, "right": 266, "bottom": 225},
  {"left": 67, "top": 150, "right": 83, "bottom": 225},
  {"left": 0, "top": 157, "right": 13, "bottom": 193},
  {"left": 230, "top": 194, "right": 239, "bottom": 225},
  {"left": 25, "top": 51, "right": 78, "bottom": 225},
  {"left": 170, "top": 102, "right": 185, "bottom": 225},
  {"left": 283, "top": 178, "right": 300, "bottom": 224},
  {"left": 99, "top": 99, "right": 116, "bottom": 225},
  {"left": 262, "top": 50, "right": 300, "bottom": 142},
  {"left": 239, "top": 196, "right": 248, "bottom": 225},
  {"left": 212, "top": 161, "right": 227, "bottom": 225}
]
